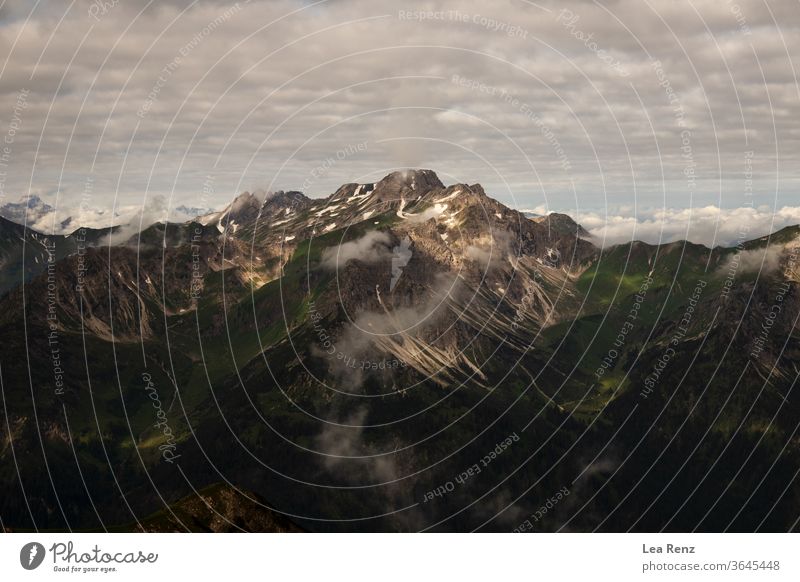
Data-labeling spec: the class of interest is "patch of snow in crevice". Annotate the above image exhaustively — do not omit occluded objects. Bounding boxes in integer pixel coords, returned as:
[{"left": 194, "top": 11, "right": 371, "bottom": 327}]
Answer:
[
  {"left": 198, "top": 210, "right": 223, "bottom": 226},
  {"left": 346, "top": 184, "right": 370, "bottom": 202},
  {"left": 437, "top": 189, "right": 461, "bottom": 202},
  {"left": 399, "top": 201, "right": 448, "bottom": 222},
  {"left": 315, "top": 205, "right": 340, "bottom": 217}
]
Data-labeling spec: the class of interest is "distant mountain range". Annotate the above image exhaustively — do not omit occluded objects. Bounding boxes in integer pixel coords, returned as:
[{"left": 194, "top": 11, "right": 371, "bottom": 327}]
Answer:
[
  {"left": 0, "top": 170, "right": 798, "bottom": 532},
  {"left": 0, "top": 195, "right": 56, "bottom": 226},
  {"left": 0, "top": 195, "right": 212, "bottom": 235}
]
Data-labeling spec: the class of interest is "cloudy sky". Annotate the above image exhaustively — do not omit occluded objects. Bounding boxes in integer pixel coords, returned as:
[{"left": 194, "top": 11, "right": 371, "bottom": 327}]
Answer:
[{"left": 0, "top": 0, "right": 798, "bottom": 244}]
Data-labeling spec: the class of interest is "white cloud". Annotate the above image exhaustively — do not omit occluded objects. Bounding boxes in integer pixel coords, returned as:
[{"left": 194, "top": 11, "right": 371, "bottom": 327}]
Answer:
[
  {"left": 320, "top": 230, "right": 392, "bottom": 270},
  {"left": 719, "top": 246, "right": 785, "bottom": 274},
  {"left": 10, "top": 195, "right": 208, "bottom": 235},
  {"left": 563, "top": 205, "right": 800, "bottom": 247}
]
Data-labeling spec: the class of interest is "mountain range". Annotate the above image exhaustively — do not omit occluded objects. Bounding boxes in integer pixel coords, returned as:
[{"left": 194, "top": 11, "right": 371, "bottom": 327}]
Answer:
[
  {"left": 0, "top": 169, "right": 798, "bottom": 532},
  {"left": 0, "top": 195, "right": 212, "bottom": 237}
]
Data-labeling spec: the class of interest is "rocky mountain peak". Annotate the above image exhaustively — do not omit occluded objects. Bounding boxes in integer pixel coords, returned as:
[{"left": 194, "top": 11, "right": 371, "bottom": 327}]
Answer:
[
  {"left": 196, "top": 191, "right": 261, "bottom": 231},
  {"left": 530, "top": 212, "right": 591, "bottom": 238},
  {"left": 0, "top": 194, "right": 54, "bottom": 225},
  {"left": 220, "top": 191, "right": 262, "bottom": 228},
  {"left": 370, "top": 169, "right": 444, "bottom": 202},
  {"left": 229, "top": 190, "right": 260, "bottom": 209},
  {"left": 261, "top": 190, "right": 311, "bottom": 218}
]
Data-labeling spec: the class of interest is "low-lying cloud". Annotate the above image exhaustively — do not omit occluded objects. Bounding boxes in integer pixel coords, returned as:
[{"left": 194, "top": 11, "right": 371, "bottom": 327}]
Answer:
[
  {"left": 320, "top": 230, "right": 392, "bottom": 270},
  {"left": 315, "top": 407, "right": 400, "bottom": 485},
  {"left": 523, "top": 205, "right": 800, "bottom": 248},
  {"left": 719, "top": 246, "right": 785, "bottom": 275},
  {"left": 465, "top": 229, "right": 515, "bottom": 267}
]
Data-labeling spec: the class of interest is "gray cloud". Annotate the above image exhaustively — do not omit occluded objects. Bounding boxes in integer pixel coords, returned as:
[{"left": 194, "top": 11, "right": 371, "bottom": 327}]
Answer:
[
  {"left": 98, "top": 194, "right": 172, "bottom": 245},
  {"left": 320, "top": 230, "right": 392, "bottom": 270},
  {"left": 718, "top": 245, "right": 785, "bottom": 275},
  {"left": 0, "top": 0, "right": 797, "bottom": 222},
  {"left": 315, "top": 407, "right": 400, "bottom": 485},
  {"left": 465, "top": 229, "right": 515, "bottom": 267}
]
